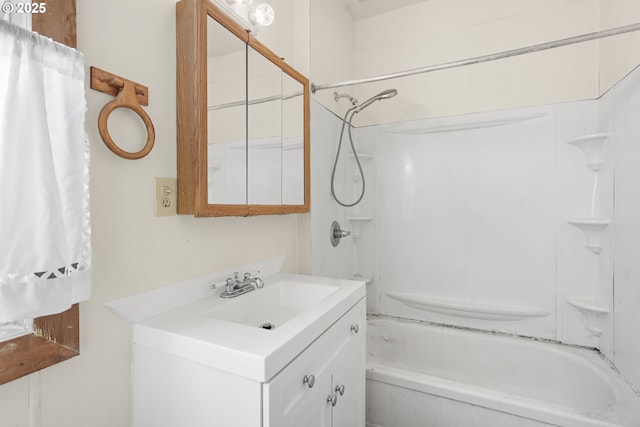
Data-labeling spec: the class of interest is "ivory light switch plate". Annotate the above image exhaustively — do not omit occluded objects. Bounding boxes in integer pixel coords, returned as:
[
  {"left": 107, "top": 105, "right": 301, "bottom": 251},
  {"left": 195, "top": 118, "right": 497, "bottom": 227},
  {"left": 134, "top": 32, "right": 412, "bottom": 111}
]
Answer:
[{"left": 154, "top": 177, "right": 177, "bottom": 216}]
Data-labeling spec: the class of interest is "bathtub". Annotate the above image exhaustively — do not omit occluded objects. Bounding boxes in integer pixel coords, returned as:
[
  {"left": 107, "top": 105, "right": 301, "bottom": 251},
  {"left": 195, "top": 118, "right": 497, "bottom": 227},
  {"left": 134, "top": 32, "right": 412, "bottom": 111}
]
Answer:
[{"left": 366, "top": 316, "right": 640, "bottom": 427}]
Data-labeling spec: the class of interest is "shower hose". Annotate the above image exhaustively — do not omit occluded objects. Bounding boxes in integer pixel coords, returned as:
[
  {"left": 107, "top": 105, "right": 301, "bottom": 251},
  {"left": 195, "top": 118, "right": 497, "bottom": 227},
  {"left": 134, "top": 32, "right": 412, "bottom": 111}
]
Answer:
[{"left": 330, "top": 107, "right": 366, "bottom": 207}]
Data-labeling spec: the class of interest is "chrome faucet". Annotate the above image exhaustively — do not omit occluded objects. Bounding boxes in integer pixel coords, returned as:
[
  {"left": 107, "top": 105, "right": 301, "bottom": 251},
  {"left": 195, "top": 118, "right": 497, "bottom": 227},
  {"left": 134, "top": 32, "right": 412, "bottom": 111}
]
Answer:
[{"left": 219, "top": 271, "right": 264, "bottom": 298}]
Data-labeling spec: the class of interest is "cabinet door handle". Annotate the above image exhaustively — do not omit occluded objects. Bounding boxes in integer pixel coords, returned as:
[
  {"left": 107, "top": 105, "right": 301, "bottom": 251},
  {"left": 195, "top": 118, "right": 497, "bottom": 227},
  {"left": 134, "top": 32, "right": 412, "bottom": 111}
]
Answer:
[
  {"left": 350, "top": 324, "right": 359, "bottom": 334},
  {"left": 327, "top": 393, "right": 338, "bottom": 407},
  {"left": 335, "top": 384, "right": 345, "bottom": 396},
  {"left": 302, "top": 374, "right": 315, "bottom": 388}
]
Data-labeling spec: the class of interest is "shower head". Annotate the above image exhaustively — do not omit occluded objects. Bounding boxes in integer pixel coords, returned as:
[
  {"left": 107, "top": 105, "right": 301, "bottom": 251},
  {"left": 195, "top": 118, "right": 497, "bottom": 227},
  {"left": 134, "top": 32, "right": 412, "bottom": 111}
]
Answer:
[{"left": 354, "top": 89, "right": 398, "bottom": 113}]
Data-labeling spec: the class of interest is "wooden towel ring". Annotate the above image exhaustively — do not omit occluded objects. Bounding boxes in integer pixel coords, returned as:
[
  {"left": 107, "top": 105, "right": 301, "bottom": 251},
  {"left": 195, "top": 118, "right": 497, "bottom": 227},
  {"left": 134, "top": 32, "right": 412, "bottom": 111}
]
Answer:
[{"left": 90, "top": 67, "right": 155, "bottom": 160}]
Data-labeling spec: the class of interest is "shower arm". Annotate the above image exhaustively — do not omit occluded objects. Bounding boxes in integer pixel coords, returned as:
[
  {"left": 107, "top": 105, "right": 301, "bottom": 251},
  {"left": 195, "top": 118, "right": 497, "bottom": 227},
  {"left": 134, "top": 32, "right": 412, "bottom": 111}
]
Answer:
[{"left": 334, "top": 92, "right": 358, "bottom": 106}]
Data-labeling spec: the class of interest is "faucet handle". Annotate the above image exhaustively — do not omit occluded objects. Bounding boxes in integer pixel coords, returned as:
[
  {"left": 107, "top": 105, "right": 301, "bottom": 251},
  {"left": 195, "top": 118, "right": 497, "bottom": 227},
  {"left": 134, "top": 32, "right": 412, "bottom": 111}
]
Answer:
[
  {"left": 243, "top": 270, "right": 261, "bottom": 279},
  {"left": 225, "top": 277, "right": 236, "bottom": 292},
  {"left": 211, "top": 277, "right": 234, "bottom": 289}
]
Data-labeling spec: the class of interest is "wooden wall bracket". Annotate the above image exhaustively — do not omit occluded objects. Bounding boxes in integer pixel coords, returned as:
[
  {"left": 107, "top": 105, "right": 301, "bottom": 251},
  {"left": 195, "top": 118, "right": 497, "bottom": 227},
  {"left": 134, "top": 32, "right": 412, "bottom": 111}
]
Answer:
[{"left": 90, "top": 66, "right": 155, "bottom": 160}]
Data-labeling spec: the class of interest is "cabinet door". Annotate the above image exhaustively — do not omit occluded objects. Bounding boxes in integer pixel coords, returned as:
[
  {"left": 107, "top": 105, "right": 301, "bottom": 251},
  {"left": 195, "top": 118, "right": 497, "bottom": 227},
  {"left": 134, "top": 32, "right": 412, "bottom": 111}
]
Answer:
[
  {"left": 263, "top": 300, "right": 365, "bottom": 427},
  {"left": 288, "top": 388, "right": 332, "bottom": 427},
  {"left": 263, "top": 353, "right": 332, "bottom": 427},
  {"left": 264, "top": 301, "right": 365, "bottom": 427},
  {"left": 331, "top": 333, "right": 366, "bottom": 427}
]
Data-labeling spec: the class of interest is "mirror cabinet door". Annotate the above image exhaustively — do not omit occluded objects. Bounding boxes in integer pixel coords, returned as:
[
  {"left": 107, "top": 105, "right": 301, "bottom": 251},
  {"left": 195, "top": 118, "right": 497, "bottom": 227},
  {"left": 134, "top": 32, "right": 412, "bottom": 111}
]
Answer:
[
  {"left": 176, "top": 0, "right": 310, "bottom": 216},
  {"left": 282, "top": 74, "right": 305, "bottom": 205},
  {"left": 207, "top": 16, "right": 247, "bottom": 205},
  {"left": 247, "top": 46, "right": 283, "bottom": 205}
]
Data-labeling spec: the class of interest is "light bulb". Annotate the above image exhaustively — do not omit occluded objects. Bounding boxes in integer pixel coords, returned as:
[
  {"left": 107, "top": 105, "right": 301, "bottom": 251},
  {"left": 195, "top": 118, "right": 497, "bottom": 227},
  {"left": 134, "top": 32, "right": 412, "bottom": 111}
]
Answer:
[{"left": 249, "top": 3, "right": 274, "bottom": 27}]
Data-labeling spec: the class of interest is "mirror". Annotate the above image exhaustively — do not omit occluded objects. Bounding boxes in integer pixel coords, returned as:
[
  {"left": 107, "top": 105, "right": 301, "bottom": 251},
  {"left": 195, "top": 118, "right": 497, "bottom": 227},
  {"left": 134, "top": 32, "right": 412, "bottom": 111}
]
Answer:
[
  {"left": 206, "top": 16, "right": 247, "bottom": 204},
  {"left": 282, "top": 71, "right": 305, "bottom": 205},
  {"left": 247, "top": 45, "right": 283, "bottom": 205},
  {"left": 176, "top": 0, "right": 310, "bottom": 216}
]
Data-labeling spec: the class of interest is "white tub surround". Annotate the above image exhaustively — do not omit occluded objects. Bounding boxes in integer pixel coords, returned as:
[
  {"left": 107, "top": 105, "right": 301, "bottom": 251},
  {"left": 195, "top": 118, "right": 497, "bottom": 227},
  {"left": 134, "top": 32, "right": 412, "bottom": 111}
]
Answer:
[
  {"left": 311, "top": 59, "right": 640, "bottom": 414},
  {"left": 366, "top": 317, "right": 640, "bottom": 427},
  {"left": 369, "top": 101, "right": 615, "bottom": 349}
]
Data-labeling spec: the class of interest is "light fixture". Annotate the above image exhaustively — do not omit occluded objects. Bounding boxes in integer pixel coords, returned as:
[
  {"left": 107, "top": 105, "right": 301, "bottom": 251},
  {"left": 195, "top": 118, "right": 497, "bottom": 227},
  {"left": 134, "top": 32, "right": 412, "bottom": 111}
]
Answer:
[
  {"left": 249, "top": 3, "right": 275, "bottom": 27},
  {"left": 218, "top": 0, "right": 274, "bottom": 33}
]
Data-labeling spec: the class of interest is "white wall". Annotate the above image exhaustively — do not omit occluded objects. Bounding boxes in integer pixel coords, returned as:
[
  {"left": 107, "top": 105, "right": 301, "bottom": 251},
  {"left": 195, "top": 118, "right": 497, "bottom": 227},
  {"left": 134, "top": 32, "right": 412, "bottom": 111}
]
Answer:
[
  {"left": 0, "top": 0, "right": 311, "bottom": 426},
  {"left": 349, "top": 0, "right": 600, "bottom": 125},
  {"left": 598, "top": 0, "right": 640, "bottom": 95},
  {"left": 605, "top": 62, "right": 640, "bottom": 391},
  {"left": 312, "top": 0, "right": 640, "bottom": 128},
  {"left": 310, "top": 0, "right": 354, "bottom": 117}
]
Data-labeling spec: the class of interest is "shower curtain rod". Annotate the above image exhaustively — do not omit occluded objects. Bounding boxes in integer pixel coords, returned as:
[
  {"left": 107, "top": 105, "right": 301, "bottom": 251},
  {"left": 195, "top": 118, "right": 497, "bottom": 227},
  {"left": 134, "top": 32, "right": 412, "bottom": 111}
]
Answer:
[
  {"left": 208, "top": 91, "right": 302, "bottom": 111},
  {"left": 311, "top": 22, "right": 640, "bottom": 93}
]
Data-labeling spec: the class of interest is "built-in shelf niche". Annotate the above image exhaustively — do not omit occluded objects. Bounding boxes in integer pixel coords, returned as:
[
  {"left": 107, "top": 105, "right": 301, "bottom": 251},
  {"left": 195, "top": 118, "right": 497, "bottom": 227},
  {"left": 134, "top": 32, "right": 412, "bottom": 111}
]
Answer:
[
  {"left": 348, "top": 216, "right": 373, "bottom": 241},
  {"left": 567, "top": 218, "right": 610, "bottom": 254},
  {"left": 566, "top": 132, "right": 611, "bottom": 339},
  {"left": 385, "top": 292, "right": 550, "bottom": 321},
  {"left": 567, "top": 133, "right": 608, "bottom": 172},
  {"left": 567, "top": 297, "right": 610, "bottom": 337},
  {"left": 351, "top": 274, "right": 373, "bottom": 285}
]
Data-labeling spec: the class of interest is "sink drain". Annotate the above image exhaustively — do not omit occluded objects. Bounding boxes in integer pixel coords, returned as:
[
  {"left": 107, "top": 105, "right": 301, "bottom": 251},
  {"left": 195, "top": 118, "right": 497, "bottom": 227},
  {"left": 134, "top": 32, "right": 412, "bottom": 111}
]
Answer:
[{"left": 259, "top": 322, "right": 275, "bottom": 330}]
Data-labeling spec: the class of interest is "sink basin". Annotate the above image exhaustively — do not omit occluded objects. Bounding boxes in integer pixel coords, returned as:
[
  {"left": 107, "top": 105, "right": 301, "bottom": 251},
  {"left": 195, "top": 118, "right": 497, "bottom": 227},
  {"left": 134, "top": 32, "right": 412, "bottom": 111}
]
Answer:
[
  {"left": 202, "top": 280, "right": 338, "bottom": 329},
  {"left": 125, "top": 271, "right": 365, "bottom": 382}
]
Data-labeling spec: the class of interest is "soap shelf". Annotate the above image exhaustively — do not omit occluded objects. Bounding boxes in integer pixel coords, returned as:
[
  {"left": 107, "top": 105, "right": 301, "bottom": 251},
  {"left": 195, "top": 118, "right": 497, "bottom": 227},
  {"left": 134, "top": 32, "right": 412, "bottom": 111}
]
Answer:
[
  {"left": 565, "top": 133, "right": 611, "bottom": 339},
  {"left": 567, "top": 297, "right": 610, "bottom": 337},
  {"left": 351, "top": 274, "right": 373, "bottom": 285},
  {"left": 567, "top": 133, "right": 608, "bottom": 172},
  {"left": 348, "top": 217, "right": 373, "bottom": 240},
  {"left": 568, "top": 218, "right": 610, "bottom": 254},
  {"left": 385, "top": 292, "right": 550, "bottom": 321}
]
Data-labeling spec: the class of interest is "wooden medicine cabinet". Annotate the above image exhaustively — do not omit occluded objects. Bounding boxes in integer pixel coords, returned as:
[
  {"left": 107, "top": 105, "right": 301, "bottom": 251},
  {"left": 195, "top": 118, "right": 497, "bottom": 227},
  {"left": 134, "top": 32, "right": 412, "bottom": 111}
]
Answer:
[{"left": 176, "top": 0, "right": 310, "bottom": 216}]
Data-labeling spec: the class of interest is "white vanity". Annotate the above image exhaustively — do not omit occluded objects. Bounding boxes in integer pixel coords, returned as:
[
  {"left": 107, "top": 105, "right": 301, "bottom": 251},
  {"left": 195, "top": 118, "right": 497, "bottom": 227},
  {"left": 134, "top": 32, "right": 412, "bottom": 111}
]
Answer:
[{"left": 105, "top": 257, "right": 366, "bottom": 427}]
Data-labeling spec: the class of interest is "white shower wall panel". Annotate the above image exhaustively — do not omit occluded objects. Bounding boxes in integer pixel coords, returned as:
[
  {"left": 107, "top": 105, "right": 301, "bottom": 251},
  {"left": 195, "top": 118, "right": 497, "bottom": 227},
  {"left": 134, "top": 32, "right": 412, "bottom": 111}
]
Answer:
[
  {"left": 310, "top": 95, "right": 613, "bottom": 349},
  {"left": 310, "top": 101, "right": 356, "bottom": 280},
  {"left": 375, "top": 107, "right": 559, "bottom": 338},
  {"left": 369, "top": 102, "right": 610, "bottom": 346},
  {"left": 608, "top": 63, "right": 640, "bottom": 391}
]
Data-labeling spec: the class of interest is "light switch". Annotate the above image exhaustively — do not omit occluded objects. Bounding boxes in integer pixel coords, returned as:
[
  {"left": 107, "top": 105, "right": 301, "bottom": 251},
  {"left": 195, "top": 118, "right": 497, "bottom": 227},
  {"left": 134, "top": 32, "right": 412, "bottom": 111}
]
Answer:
[{"left": 154, "top": 177, "right": 177, "bottom": 216}]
